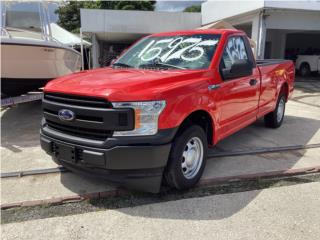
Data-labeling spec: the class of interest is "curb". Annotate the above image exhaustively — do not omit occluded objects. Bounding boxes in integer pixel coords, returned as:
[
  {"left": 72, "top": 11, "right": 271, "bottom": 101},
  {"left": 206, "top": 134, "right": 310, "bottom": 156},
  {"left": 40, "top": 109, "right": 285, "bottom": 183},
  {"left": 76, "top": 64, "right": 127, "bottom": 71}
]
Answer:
[
  {"left": 198, "top": 165, "right": 320, "bottom": 186},
  {"left": 1, "top": 189, "right": 127, "bottom": 210},
  {"left": 1, "top": 166, "right": 319, "bottom": 210}
]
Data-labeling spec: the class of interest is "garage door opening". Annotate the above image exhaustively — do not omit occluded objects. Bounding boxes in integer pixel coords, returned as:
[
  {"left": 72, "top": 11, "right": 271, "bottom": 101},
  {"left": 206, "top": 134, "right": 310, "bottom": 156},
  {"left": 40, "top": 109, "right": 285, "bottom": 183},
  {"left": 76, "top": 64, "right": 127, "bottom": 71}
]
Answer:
[{"left": 285, "top": 32, "right": 320, "bottom": 61}]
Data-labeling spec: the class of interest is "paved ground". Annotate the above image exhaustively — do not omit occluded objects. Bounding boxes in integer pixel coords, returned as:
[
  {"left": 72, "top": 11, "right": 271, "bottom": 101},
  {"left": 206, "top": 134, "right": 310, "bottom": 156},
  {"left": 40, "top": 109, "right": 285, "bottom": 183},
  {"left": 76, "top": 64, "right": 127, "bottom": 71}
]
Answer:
[
  {"left": 2, "top": 181, "right": 320, "bottom": 240},
  {"left": 1, "top": 81, "right": 320, "bottom": 206}
]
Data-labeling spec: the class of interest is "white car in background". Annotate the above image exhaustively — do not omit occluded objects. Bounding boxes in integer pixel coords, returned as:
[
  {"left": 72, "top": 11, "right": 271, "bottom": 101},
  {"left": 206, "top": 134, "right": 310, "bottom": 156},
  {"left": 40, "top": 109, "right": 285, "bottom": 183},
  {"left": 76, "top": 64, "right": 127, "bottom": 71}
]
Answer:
[{"left": 295, "top": 55, "right": 320, "bottom": 77}]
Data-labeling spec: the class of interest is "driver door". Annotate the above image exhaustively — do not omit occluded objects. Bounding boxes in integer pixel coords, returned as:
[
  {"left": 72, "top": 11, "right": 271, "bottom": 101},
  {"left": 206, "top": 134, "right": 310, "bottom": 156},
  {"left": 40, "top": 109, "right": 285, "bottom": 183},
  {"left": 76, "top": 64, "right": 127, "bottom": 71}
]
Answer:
[{"left": 217, "top": 36, "right": 260, "bottom": 138}]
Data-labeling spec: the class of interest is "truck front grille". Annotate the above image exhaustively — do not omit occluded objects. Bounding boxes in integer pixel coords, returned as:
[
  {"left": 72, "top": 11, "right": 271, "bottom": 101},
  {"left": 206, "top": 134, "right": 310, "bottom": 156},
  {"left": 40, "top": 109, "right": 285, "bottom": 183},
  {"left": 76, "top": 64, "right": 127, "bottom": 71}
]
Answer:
[
  {"left": 42, "top": 93, "right": 134, "bottom": 141},
  {"left": 46, "top": 120, "right": 112, "bottom": 140}
]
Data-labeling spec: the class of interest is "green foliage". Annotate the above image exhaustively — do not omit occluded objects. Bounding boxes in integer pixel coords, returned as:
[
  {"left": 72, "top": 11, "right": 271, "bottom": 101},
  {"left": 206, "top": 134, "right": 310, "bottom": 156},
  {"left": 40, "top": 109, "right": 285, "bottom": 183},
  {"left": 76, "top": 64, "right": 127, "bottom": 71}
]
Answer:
[
  {"left": 183, "top": 5, "right": 201, "bottom": 13},
  {"left": 55, "top": 1, "right": 101, "bottom": 33},
  {"left": 100, "top": 1, "right": 155, "bottom": 11},
  {"left": 56, "top": 1, "right": 155, "bottom": 33}
]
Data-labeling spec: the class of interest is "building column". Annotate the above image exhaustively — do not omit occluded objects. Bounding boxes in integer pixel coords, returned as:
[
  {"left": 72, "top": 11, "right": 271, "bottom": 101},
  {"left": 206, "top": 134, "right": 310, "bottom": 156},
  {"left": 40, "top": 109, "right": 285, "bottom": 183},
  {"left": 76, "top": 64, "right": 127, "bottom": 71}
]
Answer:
[
  {"left": 251, "top": 11, "right": 267, "bottom": 59},
  {"left": 91, "top": 34, "right": 100, "bottom": 69}
]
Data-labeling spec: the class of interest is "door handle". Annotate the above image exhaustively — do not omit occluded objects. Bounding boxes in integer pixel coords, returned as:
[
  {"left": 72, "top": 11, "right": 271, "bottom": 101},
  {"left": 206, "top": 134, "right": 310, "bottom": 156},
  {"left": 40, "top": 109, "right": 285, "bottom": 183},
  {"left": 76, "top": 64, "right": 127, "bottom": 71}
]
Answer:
[
  {"left": 208, "top": 84, "right": 220, "bottom": 91},
  {"left": 249, "top": 79, "right": 258, "bottom": 86}
]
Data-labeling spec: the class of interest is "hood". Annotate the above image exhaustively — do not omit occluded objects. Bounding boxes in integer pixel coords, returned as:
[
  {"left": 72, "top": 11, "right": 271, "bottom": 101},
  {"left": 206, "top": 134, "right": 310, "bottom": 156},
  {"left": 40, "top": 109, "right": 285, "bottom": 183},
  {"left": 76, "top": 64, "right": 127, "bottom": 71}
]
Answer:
[{"left": 45, "top": 67, "right": 213, "bottom": 101}]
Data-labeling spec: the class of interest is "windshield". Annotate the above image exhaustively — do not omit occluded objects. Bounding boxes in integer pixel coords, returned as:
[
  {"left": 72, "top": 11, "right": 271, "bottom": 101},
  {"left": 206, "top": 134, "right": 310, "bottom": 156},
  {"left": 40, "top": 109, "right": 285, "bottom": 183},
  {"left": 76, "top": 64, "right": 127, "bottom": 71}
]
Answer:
[
  {"left": 5, "top": 2, "right": 42, "bottom": 32},
  {"left": 114, "top": 34, "right": 221, "bottom": 70}
]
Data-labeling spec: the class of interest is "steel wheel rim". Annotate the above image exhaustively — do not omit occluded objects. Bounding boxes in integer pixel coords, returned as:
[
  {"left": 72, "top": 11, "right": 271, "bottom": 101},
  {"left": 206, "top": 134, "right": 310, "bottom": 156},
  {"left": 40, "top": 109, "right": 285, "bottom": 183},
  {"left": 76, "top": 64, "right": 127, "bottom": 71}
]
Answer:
[
  {"left": 277, "top": 97, "right": 285, "bottom": 123},
  {"left": 181, "top": 137, "right": 204, "bottom": 179}
]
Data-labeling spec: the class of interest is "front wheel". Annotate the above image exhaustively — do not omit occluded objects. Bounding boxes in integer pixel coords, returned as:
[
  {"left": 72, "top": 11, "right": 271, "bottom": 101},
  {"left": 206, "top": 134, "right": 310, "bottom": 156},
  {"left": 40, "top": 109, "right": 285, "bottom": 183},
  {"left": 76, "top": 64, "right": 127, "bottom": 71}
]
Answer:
[
  {"left": 264, "top": 93, "right": 286, "bottom": 128},
  {"left": 164, "top": 125, "right": 208, "bottom": 190}
]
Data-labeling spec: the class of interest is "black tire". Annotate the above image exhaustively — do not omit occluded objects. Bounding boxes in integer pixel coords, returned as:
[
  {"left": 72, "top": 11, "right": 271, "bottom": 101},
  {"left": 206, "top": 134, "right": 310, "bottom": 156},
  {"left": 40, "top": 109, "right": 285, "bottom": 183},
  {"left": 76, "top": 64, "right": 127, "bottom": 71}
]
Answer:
[
  {"left": 164, "top": 125, "right": 208, "bottom": 190},
  {"left": 299, "top": 63, "right": 311, "bottom": 77},
  {"left": 264, "top": 93, "right": 286, "bottom": 128}
]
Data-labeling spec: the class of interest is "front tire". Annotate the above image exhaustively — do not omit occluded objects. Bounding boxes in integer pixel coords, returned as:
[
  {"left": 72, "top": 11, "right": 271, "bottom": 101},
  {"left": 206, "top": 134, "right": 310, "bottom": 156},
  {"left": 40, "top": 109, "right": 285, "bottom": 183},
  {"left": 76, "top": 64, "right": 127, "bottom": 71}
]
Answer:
[
  {"left": 164, "top": 125, "right": 208, "bottom": 190},
  {"left": 264, "top": 93, "right": 286, "bottom": 128}
]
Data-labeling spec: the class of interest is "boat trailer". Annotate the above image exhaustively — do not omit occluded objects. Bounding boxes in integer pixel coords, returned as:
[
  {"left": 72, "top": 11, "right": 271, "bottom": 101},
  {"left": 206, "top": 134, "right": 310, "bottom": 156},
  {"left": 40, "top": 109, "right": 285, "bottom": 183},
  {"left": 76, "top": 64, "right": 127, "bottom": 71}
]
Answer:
[{"left": 1, "top": 92, "right": 43, "bottom": 108}]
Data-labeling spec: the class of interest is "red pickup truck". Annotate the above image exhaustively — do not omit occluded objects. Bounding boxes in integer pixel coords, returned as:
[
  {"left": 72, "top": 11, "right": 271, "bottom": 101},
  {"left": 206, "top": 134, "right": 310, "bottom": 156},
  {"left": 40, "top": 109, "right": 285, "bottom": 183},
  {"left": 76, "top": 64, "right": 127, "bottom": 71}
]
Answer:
[{"left": 40, "top": 29, "right": 294, "bottom": 193}]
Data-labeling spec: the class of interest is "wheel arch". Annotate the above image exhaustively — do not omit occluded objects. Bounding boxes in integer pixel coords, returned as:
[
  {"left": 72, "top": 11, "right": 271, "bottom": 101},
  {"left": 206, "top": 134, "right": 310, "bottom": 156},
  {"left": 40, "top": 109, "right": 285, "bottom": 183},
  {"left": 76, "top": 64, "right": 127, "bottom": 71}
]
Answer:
[
  {"left": 175, "top": 109, "right": 215, "bottom": 146},
  {"left": 280, "top": 82, "right": 289, "bottom": 101}
]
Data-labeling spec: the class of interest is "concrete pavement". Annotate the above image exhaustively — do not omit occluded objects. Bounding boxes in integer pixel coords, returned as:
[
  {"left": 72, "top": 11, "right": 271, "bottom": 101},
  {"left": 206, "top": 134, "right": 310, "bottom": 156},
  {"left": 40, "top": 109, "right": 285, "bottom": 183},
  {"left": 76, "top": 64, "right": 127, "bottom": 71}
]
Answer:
[
  {"left": 2, "top": 147, "right": 319, "bottom": 206},
  {"left": 2, "top": 182, "right": 320, "bottom": 240},
  {"left": 1, "top": 102, "right": 56, "bottom": 173}
]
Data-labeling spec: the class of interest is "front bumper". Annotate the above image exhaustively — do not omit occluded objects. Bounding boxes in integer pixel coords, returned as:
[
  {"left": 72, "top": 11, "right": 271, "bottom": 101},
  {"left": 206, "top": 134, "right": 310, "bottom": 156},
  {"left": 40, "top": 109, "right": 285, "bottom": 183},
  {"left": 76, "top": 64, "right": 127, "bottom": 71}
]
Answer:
[{"left": 40, "top": 132, "right": 173, "bottom": 193}]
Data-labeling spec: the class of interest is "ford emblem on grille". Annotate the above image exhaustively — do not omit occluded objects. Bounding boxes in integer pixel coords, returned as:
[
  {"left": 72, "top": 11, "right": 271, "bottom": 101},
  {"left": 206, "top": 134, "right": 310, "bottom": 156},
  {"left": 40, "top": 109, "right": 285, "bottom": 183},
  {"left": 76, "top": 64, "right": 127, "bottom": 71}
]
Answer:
[{"left": 58, "top": 109, "right": 75, "bottom": 121}]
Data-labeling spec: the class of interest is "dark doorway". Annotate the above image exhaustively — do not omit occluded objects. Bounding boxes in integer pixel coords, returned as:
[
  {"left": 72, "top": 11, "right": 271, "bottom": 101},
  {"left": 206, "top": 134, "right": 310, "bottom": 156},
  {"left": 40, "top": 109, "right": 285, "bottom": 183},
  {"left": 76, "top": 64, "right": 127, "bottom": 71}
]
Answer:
[{"left": 285, "top": 32, "right": 320, "bottom": 61}]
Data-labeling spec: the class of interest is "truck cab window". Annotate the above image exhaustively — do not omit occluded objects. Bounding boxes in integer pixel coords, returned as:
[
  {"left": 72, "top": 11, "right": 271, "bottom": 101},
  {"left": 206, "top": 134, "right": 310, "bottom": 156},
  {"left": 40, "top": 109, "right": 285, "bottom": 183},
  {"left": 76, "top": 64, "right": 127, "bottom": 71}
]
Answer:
[{"left": 221, "top": 36, "right": 249, "bottom": 70}]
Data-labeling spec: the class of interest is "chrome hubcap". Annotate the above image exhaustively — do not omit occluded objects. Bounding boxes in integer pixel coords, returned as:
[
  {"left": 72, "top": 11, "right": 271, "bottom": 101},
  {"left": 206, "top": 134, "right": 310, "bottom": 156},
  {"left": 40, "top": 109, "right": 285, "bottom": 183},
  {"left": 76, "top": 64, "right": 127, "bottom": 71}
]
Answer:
[
  {"left": 181, "top": 137, "right": 204, "bottom": 179},
  {"left": 277, "top": 97, "right": 285, "bottom": 123}
]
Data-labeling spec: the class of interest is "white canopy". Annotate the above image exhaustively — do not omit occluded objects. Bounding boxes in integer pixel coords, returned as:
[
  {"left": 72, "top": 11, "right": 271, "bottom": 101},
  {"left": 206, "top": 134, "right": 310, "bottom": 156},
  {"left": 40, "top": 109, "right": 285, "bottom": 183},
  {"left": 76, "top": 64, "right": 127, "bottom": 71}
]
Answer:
[{"left": 50, "top": 23, "right": 91, "bottom": 47}]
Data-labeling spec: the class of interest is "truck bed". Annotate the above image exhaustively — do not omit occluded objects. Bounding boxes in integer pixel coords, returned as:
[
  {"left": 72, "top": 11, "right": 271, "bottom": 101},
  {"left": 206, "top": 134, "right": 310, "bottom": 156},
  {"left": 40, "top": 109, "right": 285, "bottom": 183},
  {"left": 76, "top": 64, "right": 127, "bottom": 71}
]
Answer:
[
  {"left": 256, "top": 59, "right": 292, "bottom": 66},
  {"left": 256, "top": 58, "right": 295, "bottom": 107}
]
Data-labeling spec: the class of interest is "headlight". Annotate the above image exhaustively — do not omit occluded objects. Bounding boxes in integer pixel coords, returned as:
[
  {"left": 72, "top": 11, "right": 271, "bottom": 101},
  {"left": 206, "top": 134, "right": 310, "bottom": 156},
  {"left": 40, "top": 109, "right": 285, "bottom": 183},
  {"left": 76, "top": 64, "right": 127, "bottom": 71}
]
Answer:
[{"left": 112, "top": 101, "right": 166, "bottom": 136}]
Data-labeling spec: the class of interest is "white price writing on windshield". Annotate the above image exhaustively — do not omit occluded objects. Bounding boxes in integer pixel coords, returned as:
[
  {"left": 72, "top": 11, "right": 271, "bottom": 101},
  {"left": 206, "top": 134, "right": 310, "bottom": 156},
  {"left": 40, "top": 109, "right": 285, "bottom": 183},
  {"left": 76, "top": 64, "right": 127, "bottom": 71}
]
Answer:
[{"left": 138, "top": 37, "right": 219, "bottom": 62}]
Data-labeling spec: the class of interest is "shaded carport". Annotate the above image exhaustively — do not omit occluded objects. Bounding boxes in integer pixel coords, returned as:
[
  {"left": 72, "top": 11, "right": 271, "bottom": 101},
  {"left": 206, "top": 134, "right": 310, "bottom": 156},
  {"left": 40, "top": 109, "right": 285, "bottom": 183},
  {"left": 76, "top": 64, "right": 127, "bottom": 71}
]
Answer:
[
  {"left": 285, "top": 31, "right": 320, "bottom": 60},
  {"left": 262, "top": 9, "right": 320, "bottom": 60}
]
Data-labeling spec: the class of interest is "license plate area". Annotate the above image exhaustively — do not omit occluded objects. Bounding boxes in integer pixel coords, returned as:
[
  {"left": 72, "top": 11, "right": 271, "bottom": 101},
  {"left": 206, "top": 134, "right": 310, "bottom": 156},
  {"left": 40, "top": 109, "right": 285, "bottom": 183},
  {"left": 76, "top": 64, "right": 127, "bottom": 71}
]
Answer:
[
  {"left": 52, "top": 142, "right": 106, "bottom": 167},
  {"left": 54, "top": 142, "right": 75, "bottom": 163}
]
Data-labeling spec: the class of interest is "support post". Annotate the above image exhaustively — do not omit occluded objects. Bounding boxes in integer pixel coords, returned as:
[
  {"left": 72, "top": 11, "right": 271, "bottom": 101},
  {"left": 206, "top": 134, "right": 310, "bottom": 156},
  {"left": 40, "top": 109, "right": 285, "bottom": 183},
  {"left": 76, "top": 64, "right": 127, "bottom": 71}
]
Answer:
[
  {"left": 251, "top": 11, "right": 267, "bottom": 59},
  {"left": 91, "top": 34, "right": 100, "bottom": 68},
  {"left": 80, "top": 27, "right": 84, "bottom": 70}
]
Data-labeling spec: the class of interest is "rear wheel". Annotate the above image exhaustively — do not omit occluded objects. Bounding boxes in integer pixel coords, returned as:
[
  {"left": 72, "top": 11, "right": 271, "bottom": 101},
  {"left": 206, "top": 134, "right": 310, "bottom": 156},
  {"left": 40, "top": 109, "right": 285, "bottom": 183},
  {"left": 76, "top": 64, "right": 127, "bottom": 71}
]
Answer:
[
  {"left": 164, "top": 125, "right": 208, "bottom": 190},
  {"left": 299, "top": 63, "right": 311, "bottom": 77},
  {"left": 264, "top": 93, "right": 286, "bottom": 128}
]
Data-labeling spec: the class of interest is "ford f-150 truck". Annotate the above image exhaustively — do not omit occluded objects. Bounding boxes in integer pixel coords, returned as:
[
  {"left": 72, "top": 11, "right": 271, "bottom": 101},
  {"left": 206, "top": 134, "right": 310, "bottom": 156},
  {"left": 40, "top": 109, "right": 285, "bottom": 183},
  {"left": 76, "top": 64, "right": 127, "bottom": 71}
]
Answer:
[{"left": 40, "top": 29, "right": 294, "bottom": 193}]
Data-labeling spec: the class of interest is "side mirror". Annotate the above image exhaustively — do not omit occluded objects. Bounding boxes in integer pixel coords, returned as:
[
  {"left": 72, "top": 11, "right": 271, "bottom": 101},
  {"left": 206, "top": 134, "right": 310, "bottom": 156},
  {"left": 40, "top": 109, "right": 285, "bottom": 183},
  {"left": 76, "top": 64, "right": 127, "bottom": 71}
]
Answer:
[{"left": 221, "top": 59, "right": 253, "bottom": 80}]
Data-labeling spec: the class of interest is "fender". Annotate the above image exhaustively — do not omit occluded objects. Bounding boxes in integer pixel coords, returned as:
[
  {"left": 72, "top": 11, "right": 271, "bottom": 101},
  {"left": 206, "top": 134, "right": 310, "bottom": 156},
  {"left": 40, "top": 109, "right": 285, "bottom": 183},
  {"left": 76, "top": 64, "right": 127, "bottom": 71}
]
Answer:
[
  {"left": 158, "top": 85, "right": 219, "bottom": 144},
  {"left": 274, "top": 64, "right": 292, "bottom": 104}
]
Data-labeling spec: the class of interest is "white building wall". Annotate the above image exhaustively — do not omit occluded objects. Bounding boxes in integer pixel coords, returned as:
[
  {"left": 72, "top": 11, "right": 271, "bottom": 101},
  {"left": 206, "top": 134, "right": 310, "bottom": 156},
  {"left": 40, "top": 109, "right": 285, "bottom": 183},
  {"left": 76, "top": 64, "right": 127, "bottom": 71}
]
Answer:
[
  {"left": 265, "top": 10, "right": 320, "bottom": 31},
  {"left": 266, "top": 29, "right": 286, "bottom": 58},
  {"left": 81, "top": 9, "right": 202, "bottom": 35},
  {"left": 265, "top": 0, "right": 320, "bottom": 11},
  {"left": 202, "top": 0, "right": 264, "bottom": 25},
  {"left": 201, "top": 0, "right": 320, "bottom": 25}
]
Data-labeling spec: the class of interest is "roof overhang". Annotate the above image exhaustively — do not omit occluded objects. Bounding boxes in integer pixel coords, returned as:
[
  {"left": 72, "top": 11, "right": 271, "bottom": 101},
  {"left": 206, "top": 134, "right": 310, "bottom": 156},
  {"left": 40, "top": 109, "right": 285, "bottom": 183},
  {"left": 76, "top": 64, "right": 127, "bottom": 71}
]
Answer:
[
  {"left": 198, "top": 20, "right": 257, "bottom": 51},
  {"left": 80, "top": 9, "right": 201, "bottom": 42}
]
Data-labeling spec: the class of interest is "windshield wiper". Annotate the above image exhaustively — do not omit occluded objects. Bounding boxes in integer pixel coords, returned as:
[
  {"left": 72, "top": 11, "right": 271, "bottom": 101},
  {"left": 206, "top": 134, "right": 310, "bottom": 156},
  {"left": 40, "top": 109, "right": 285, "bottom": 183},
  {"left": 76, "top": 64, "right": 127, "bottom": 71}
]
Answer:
[
  {"left": 139, "top": 62, "right": 186, "bottom": 70},
  {"left": 112, "top": 62, "right": 134, "bottom": 69}
]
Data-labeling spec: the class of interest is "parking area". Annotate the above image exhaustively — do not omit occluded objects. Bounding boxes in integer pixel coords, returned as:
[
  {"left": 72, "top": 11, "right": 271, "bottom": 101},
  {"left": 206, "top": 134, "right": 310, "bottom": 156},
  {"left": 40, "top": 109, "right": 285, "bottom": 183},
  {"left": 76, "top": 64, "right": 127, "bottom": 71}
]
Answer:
[{"left": 1, "top": 80, "right": 320, "bottom": 208}]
